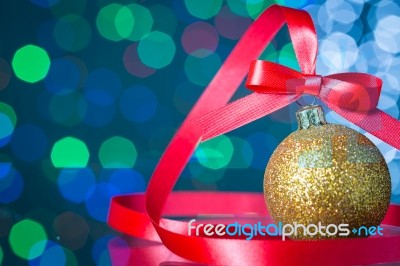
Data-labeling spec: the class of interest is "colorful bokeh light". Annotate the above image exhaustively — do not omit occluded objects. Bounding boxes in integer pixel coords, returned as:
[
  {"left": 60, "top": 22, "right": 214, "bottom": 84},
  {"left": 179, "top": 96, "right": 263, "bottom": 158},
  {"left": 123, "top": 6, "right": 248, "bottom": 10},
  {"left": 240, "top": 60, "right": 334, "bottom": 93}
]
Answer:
[
  {"left": 150, "top": 5, "right": 178, "bottom": 35},
  {"left": 123, "top": 43, "right": 156, "bottom": 78},
  {"left": 51, "top": 137, "right": 90, "bottom": 168},
  {"left": 85, "top": 182, "right": 119, "bottom": 222},
  {"left": 57, "top": 168, "right": 96, "bottom": 202},
  {"left": 0, "top": 102, "right": 17, "bottom": 147},
  {"left": 184, "top": 0, "right": 223, "bottom": 19},
  {"left": 54, "top": 15, "right": 92, "bottom": 52},
  {"left": 99, "top": 136, "right": 137, "bottom": 168},
  {"left": 138, "top": 31, "right": 176, "bottom": 69},
  {"left": 119, "top": 85, "right": 158, "bottom": 123},
  {"left": 96, "top": 4, "right": 133, "bottom": 41},
  {"left": 28, "top": 241, "right": 66, "bottom": 266},
  {"left": 125, "top": 4, "right": 153, "bottom": 41},
  {"left": 53, "top": 212, "right": 89, "bottom": 250},
  {"left": 9, "top": 220, "right": 47, "bottom": 260},
  {"left": 0, "top": 166, "right": 24, "bottom": 203},
  {"left": 84, "top": 68, "right": 121, "bottom": 105},
  {"left": 195, "top": 135, "right": 234, "bottom": 170},
  {"left": 108, "top": 169, "right": 146, "bottom": 194},
  {"left": 45, "top": 56, "right": 86, "bottom": 95},
  {"left": 181, "top": 22, "right": 219, "bottom": 55},
  {"left": 184, "top": 51, "right": 221, "bottom": 86},
  {"left": 115, "top": 7, "right": 135, "bottom": 39},
  {"left": 12, "top": 45, "right": 50, "bottom": 83},
  {"left": 214, "top": 6, "right": 253, "bottom": 40}
]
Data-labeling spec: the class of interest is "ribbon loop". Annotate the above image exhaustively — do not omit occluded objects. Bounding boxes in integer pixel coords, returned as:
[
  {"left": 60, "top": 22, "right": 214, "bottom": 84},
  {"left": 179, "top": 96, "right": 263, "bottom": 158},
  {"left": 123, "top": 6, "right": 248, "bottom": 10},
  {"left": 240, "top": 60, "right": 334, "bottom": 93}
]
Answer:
[
  {"left": 246, "top": 60, "right": 382, "bottom": 113},
  {"left": 246, "top": 60, "right": 304, "bottom": 94}
]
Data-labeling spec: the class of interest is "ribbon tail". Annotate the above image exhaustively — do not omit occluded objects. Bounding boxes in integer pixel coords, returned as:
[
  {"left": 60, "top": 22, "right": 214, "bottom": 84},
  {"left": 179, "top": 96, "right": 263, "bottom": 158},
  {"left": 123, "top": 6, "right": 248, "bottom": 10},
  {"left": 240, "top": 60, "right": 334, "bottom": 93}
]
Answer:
[
  {"left": 193, "top": 93, "right": 299, "bottom": 141},
  {"left": 108, "top": 194, "right": 161, "bottom": 242},
  {"left": 323, "top": 101, "right": 400, "bottom": 150}
]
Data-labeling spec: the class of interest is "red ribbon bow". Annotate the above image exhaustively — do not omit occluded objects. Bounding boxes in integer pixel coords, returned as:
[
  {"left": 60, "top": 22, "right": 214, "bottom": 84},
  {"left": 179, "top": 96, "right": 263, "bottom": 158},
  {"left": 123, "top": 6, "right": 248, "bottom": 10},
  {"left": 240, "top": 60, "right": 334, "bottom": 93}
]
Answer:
[
  {"left": 194, "top": 60, "right": 399, "bottom": 146},
  {"left": 247, "top": 60, "right": 382, "bottom": 112},
  {"left": 108, "top": 5, "right": 400, "bottom": 266}
]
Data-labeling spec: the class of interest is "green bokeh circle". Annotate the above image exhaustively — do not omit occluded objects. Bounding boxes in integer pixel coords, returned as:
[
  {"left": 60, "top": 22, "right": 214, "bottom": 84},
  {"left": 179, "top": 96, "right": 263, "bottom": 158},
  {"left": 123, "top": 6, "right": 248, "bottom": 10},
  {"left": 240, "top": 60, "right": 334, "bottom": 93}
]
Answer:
[
  {"left": 12, "top": 45, "right": 50, "bottom": 83},
  {"left": 99, "top": 136, "right": 137, "bottom": 168},
  {"left": 138, "top": 31, "right": 176, "bottom": 69},
  {"left": 51, "top": 137, "right": 90, "bottom": 168},
  {"left": 184, "top": 0, "right": 223, "bottom": 19},
  {"left": 195, "top": 135, "right": 234, "bottom": 170},
  {"left": 9, "top": 219, "right": 47, "bottom": 260}
]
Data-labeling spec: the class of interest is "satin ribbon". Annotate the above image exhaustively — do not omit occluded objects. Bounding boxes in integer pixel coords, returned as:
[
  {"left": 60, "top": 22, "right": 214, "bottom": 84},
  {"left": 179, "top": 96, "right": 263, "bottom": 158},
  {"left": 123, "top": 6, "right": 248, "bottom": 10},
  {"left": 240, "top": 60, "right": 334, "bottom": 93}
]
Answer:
[
  {"left": 108, "top": 4, "right": 400, "bottom": 265},
  {"left": 247, "top": 60, "right": 381, "bottom": 112},
  {"left": 194, "top": 61, "right": 400, "bottom": 146}
]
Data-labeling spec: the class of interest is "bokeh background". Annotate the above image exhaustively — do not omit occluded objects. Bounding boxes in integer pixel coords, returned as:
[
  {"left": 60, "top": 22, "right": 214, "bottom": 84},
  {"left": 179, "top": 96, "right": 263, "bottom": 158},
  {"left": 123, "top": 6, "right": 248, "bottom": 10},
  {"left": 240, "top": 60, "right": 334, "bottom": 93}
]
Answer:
[{"left": 1, "top": 0, "right": 400, "bottom": 265}]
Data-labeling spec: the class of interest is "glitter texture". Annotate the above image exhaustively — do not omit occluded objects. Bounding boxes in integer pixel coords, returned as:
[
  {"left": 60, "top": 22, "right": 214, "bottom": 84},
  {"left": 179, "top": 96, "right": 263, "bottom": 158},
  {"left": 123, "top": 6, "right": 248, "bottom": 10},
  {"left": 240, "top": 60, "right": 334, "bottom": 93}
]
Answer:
[{"left": 264, "top": 109, "right": 391, "bottom": 240}]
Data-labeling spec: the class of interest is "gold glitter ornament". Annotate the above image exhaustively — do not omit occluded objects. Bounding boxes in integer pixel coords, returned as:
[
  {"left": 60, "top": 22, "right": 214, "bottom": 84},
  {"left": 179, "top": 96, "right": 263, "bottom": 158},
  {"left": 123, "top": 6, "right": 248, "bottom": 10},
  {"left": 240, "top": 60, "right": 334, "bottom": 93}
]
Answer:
[{"left": 264, "top": 105, "right": 391, "bottom": 239}]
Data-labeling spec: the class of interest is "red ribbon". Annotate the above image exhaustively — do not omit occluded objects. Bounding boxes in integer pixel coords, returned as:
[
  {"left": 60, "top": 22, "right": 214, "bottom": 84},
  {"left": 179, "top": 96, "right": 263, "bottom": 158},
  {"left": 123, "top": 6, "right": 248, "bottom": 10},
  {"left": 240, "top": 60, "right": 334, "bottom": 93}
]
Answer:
[
  {"left": 194, "top": 60, "right": 400, "bottom": 145},
  {"left": 247, "top": 60, "right": 381, "bottom": 112},
  {"left": 108, "top": 5, "right": 400, "bottom": 265}
]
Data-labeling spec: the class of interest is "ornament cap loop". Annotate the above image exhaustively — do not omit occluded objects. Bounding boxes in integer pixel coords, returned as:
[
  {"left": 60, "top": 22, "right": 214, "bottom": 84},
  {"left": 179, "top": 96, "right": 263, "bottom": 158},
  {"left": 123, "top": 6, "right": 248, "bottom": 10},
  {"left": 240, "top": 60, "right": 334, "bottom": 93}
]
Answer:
[{"left": 296, "top": 105, "right": 327, "bottom": 130}]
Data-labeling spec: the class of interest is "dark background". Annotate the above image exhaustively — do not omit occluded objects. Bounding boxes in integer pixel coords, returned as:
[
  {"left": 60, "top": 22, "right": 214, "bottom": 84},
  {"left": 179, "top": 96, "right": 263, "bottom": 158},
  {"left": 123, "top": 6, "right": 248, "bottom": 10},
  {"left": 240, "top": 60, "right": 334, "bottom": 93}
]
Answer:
[{"left": 0, "top": 0, "right": 399, "bottom": 265}]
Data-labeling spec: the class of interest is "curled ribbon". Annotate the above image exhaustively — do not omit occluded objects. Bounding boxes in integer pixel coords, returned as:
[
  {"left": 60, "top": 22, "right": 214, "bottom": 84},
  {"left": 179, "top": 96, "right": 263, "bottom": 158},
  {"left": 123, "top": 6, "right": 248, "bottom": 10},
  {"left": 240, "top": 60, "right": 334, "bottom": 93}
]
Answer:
[{"left": 108, "top": 4, "right": 400, "bottom": 265}]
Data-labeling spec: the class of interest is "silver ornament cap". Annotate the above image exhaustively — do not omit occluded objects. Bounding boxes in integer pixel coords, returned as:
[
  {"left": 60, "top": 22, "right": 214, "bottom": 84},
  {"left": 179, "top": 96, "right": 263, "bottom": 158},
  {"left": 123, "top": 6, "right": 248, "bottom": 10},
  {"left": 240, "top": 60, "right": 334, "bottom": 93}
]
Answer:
[{"left": 295, "top": 105, "right": 327, "bottom": 130}]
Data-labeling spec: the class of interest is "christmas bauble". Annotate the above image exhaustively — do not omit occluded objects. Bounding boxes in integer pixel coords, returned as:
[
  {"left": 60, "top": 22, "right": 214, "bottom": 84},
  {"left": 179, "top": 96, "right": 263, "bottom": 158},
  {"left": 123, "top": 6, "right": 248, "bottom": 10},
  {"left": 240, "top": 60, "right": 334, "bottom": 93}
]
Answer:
[{"left": 264, "top": 105, "right": 391, "bottom": 239}]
